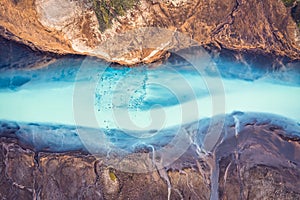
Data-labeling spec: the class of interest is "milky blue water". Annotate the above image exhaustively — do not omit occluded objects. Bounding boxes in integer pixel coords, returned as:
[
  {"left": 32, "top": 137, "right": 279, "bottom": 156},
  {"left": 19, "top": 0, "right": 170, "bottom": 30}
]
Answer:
[
  {"left": 1, "top": 39, "right": 300, "bottom": 200},
  {"left": 0, "top": 57, "right": 299, "bottom": 130},
  {"left": 0, "top": 40, "right": 300, "bottom": 155}
]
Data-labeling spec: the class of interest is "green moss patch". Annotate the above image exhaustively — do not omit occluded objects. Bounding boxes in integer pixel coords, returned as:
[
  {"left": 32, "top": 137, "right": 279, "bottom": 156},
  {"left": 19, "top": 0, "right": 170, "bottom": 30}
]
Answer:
[
  {"left": 282, "top": 0, "right": 296, "bottom": 7},
  {"left": 109, "top": 170, "right": 117, "bottom": 182},
  {"left": 90, "top": 0, "right": 139, "bottom": 32}
]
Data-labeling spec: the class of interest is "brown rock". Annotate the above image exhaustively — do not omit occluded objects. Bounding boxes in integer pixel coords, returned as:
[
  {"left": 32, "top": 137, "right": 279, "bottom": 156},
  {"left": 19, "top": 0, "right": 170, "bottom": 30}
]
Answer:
[
  {"left": 0, "top": 0, "right": 299, "bottom": 65},
  {"left": 0, "top": 118, "right": 299, "bottom": 199},
  {"left": 0, "top": 0, "right": 75, "bottom": 54},
  {"left": 36, "top": 153, "right": 100, "bottom": 199},
  {"left": 217, "top": 124, "right": 300, "bottom": 199},
  {"left": 0, "top": 141, "right": 34, "bottom": 200}
]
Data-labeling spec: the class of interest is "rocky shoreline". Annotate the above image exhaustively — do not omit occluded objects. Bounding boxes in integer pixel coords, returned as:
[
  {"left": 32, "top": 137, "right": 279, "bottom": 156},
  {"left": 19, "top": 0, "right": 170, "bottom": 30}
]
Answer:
[
  {"left": 0, "top": 1, "right": 300, "bottom": 199},
  {"left": 1, "top": 0, "right": 300, "bottom": 65},
  {"left": 0, "top": 113, "right": 299, "bottom": 199}
]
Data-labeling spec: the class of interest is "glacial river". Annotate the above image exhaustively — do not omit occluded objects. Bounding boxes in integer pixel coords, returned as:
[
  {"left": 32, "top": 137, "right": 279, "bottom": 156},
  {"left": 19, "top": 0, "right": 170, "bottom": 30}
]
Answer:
[
  {"left": 0, "top": 56, "right": 299, "bottom": 129},
  {"left": 0, "top": 53, "right": 299, "bottom": 155}
]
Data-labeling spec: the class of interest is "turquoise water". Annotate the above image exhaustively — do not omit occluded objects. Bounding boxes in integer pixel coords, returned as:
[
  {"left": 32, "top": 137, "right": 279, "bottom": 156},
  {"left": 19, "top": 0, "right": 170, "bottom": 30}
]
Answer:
[
  {"left": 0, "top": 57, "right": 299, "bottom": 131},
  {"left": 0, "top": 36, "right": 300, "bottom": 158},
  {"left": 1, "top": 36, "right": 299, "bottom": 200},
  {"left": 0, "top": 52, "right": 299, "bottom": 179}
]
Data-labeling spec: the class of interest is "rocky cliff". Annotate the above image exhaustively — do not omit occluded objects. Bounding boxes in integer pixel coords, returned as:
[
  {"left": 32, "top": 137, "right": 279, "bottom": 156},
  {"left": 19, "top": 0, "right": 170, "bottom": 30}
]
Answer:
[{"left": 1, "top": 0, "right": 300, "bottom": 65}]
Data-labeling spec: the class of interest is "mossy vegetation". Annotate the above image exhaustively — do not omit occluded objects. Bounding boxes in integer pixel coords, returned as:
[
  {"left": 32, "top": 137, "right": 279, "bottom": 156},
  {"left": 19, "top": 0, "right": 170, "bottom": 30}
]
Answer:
[
  {"left": 90, "top": 0, "right": 139, "bottom": 32},
  {"left": 109, "top": 170, "right": 117, "bottom": 181},
  {"left": 282, "top": 0, "right": 296, "bottom": 7}
]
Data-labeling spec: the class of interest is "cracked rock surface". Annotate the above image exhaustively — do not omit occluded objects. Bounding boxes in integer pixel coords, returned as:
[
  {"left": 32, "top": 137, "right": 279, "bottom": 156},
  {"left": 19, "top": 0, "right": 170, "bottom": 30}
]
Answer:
[
  {"left": 0, "top": 117, "right": 299, "bottom": 199},
  {"left": 0, "top": 0, "right": 299, "bottom": 65}
]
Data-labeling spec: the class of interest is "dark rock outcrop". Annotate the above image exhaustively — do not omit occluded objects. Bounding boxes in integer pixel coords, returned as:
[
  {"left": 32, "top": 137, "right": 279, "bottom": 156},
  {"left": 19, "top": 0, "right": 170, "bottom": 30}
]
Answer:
[
  {"left": 0, "top": 115, "right": 299, "bottom": 199},
  {"left": 217, "top": 123, "right": 300, "bottom": 199}
]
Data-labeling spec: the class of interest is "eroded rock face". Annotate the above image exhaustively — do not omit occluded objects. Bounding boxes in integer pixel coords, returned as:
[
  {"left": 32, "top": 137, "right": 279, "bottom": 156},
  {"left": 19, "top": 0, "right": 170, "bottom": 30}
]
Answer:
[
  {"left": 0, "top": 0, "right": 75, "bottom": 54},
  {"left": 0, "top": 0, "right": 299, "bottom": 65},
  {"left": 0, "top": 116, "right": 299, "bottom": 199},
  {"left": 217, "top": 123, "right": 300, "bottom": 199}
]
